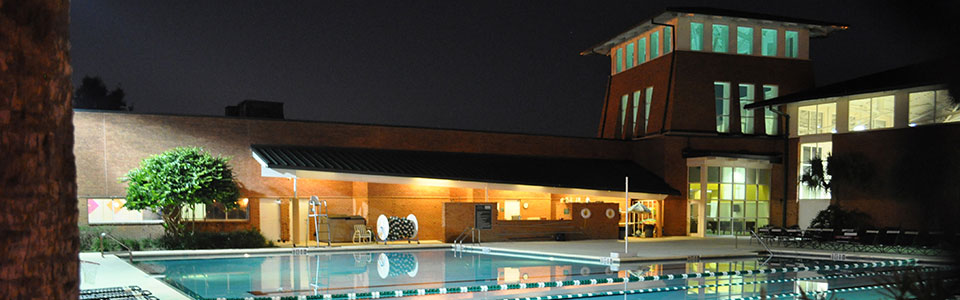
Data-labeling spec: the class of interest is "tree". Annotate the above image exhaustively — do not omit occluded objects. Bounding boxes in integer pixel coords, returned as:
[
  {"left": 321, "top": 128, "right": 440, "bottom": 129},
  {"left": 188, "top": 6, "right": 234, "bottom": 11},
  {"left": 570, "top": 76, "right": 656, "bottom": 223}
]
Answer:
[
  {"left": 121, "top": 147, "right": 240, "bottom": 237},
  {"left": 800, "top": 153, "right": 873, "bottom": 203},
  {"left": 1, "top": 0, "right": 78, "bottom": 298},
  {"left": 73, "top": 75, "right": 131, "bottom": 110}
]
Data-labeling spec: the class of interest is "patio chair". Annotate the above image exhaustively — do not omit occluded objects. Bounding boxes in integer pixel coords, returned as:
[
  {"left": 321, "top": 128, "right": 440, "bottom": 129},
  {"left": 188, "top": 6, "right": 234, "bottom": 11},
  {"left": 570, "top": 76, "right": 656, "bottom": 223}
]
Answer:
[
  {"left": 917, "top": 231, "right": 944, "bottom": 256},
  {"left": 895, "top": 230, "right": 920, "bottom": 254},
  {"left": 353, "top": 224, "right": 372, "bottom": 244},
  {"left": 769, "top": 227, "right": 785, "bottom": 246},
  {"left": 782, "top": 226, "right": 803, "bottom": 247},
  {"left": 859, "top": 229, "right": 882, "bottom": 252},
  {"left": 833, "top": 228, "right": 859, "bottom": 251},
  {"left": 798, "top": 227, "right": 820, "bottom": 248},
  {"left": 877, "top": 228, "right": 901, "bottom": 253}
]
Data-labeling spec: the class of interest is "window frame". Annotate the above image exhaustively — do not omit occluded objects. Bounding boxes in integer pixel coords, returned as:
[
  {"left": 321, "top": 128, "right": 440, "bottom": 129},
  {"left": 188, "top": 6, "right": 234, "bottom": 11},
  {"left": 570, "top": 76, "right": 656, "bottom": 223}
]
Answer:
[{"left": 715, "top": 82, "right": 732, "bottom": 133}]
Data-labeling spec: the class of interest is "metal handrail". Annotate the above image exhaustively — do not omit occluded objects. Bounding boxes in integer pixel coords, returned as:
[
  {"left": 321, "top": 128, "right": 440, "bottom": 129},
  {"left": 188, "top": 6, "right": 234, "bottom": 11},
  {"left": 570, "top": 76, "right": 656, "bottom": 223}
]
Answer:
[
  {"left": 99, "top": 232, "right": 134, "bottom": 263},
  {"left": 751, "top": 230, "right": 774, "bottom": 256},
  {"left": 453, "top": 227, "right": 480, "bottom": 248}
]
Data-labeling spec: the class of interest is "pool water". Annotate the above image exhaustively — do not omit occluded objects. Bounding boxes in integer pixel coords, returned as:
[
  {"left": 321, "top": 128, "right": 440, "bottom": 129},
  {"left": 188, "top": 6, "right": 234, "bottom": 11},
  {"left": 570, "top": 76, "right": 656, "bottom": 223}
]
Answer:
[{"left": 137, "top": 249, "right": 930, "bottom": 299}]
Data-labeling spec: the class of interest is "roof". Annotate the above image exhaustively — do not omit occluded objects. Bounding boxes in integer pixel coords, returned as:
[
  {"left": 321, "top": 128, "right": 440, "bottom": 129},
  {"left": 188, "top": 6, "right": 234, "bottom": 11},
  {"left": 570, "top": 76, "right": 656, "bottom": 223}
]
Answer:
[
  {"left": 582, "top": 7, "right": 847, "bottom": 56},
  {"left": 251, "top": 145, "right": 680, "bottom": 195},
  {"left": 745, "top": 59, "right": 952, "bottom": 109}
]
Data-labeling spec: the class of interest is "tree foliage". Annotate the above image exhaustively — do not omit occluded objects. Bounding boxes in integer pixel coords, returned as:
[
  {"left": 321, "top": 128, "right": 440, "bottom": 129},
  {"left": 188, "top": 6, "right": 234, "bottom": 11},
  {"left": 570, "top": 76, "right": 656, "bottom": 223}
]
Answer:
[
  {"left": 73, "top": 75, "right": 130, "bottom": 110},
  {"left": 121, "top": 147, "right": 239, "bottom": 236},
  {"left": 800, "top": 153, "right": 873, "bottom": 202}
]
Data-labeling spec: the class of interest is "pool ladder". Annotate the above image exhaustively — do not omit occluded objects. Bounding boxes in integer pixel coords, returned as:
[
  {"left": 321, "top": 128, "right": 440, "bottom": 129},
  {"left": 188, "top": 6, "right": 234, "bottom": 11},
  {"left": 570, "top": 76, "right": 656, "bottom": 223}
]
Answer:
[
  {"left": 99, "top": 232, "right": 134, "bottom": 263},
  {"left": 453, "top": 227, "right": 480, "bottom": 252}
]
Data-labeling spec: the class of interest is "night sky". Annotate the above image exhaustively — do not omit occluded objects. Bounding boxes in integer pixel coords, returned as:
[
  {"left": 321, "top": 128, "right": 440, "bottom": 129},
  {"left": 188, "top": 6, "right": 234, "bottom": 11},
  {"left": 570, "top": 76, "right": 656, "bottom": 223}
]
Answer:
[{"left": 70, "top": 1, "right": 953, "bottom": 137}]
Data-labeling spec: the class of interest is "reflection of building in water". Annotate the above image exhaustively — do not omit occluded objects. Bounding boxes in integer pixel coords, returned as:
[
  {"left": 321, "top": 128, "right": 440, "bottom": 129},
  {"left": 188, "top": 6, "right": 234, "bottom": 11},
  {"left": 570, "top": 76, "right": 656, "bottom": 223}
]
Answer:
[{"left": 685, "top": 260, "right": 772, "bottom": 298}]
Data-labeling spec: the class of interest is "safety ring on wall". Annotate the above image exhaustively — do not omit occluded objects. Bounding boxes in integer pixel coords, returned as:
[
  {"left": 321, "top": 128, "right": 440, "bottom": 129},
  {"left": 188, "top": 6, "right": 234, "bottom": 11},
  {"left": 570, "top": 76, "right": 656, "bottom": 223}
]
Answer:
[
  {"left": 580, "top": 208, "right": 591, "bottom": 219},
  {"left": 605, "top": 208, "right": 616, "bottom": 219}
]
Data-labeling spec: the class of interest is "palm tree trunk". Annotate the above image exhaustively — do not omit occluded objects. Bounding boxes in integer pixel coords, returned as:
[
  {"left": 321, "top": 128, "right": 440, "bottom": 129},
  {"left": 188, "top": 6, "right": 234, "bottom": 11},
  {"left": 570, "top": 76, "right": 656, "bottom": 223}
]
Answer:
[{"left": 0, "top": 0, "right": 77, "bottom": 298}]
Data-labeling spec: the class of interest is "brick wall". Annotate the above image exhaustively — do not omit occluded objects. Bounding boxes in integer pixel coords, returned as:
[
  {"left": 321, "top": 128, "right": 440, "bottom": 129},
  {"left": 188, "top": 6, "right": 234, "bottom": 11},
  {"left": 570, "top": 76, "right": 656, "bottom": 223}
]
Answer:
[{"left": 73, "top": 111, "right": 633, "bottom": 239}]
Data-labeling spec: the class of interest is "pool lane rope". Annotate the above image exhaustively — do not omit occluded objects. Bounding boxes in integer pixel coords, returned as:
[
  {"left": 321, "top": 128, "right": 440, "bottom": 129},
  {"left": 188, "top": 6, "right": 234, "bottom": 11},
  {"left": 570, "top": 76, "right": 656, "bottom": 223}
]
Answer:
[
  {"left": 498, "top": 266, "right": 946, "bottom": 300},
  {"left": 731, "top": 277, "right": 959, "bottom": 300},
  {"left": 204, "top": 259, "right": 918, "bottom": 300}
]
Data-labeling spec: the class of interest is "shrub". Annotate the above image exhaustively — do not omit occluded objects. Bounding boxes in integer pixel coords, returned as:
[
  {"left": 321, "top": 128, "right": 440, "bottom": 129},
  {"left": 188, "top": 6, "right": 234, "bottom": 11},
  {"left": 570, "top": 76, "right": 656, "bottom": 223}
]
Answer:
[
  {"left": 809, "top": 205, "right": 872, "bottom": 229},
  {"left": 78, "top": 225, "right": 163, "bottom": 252},
  {"left": 160, "top": 229, "right": 273, "bottom": 250}
]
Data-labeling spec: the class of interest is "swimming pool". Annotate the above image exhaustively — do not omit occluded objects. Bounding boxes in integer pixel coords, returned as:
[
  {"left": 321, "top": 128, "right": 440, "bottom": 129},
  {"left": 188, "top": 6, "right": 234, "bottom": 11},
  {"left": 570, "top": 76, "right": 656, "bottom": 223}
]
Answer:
[{"left": 137, "top": 249, "right": 933, "bottom": 299}]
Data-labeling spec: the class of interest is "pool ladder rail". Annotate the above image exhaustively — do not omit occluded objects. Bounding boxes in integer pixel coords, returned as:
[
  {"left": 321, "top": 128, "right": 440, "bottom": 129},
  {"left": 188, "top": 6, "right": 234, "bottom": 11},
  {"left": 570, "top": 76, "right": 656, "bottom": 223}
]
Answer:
[
  {"left": 453, "top": 227, "right": 480, "bottom": 251},
  {"left": 99, "top": 232, "right": 134, "bottom": 263}
]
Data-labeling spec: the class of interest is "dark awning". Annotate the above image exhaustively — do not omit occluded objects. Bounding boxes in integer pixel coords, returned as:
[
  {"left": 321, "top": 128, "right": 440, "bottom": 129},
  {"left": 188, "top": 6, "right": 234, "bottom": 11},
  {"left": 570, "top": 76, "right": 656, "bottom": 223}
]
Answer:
[{"left": 251, "top": 144, "right": 680, "bottom": 196}]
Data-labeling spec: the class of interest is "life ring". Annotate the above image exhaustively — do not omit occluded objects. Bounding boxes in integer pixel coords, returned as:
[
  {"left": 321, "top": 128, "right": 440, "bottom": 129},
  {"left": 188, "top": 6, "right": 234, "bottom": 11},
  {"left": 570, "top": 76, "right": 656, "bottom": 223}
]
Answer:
[
  {"left": 605, "top": 208, "right": 616, "bottom": 219},
  {"left": 580, "top": 208, "right": 591, "bottom": 219},
  {"left": 406, "top": 214, "right": 419, "bottom": 239},
  {"left": 376, "top": 214, "right": 389, "bottom": 241}
]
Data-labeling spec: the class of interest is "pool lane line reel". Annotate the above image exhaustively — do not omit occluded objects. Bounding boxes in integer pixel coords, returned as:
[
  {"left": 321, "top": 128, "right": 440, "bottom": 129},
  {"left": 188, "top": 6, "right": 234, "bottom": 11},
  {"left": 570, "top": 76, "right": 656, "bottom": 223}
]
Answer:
[{"left": 375, "top": 214, "right": 420, "bottom": 245}]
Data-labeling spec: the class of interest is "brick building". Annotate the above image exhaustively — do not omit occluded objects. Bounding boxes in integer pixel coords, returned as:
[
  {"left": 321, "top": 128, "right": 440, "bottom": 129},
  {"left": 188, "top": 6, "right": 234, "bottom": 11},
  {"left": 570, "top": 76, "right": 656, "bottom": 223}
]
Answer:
[{"left": 76, "top": 7, "right": 954, "bottom": 243}]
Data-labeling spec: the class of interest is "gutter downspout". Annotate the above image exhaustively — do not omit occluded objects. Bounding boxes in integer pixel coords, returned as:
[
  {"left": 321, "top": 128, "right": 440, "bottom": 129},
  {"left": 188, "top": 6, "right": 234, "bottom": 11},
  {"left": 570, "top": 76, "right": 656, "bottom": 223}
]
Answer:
[
  {"left": 599, "top": 75, "right": 613, "bottom": 138},
  {"left": 651, "top": 20, "right": 676, "bottom": 136},
  {"left": 767, "top": 107, "right": 791, "bottom": 227}
]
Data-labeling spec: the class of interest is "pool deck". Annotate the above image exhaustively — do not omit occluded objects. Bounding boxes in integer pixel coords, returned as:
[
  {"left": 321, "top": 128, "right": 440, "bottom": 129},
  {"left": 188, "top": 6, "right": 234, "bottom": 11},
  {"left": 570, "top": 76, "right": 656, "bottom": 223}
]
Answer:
[{"left": 80, "top": 253, "right": 192, "bottom": 300}]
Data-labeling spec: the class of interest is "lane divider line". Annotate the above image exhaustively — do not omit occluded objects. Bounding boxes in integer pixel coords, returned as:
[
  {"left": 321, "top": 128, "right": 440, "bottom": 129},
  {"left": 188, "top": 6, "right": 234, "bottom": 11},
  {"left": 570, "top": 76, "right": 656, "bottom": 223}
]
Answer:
[{"left": 200, "top": 259, "right": 918, "bottom": 300}]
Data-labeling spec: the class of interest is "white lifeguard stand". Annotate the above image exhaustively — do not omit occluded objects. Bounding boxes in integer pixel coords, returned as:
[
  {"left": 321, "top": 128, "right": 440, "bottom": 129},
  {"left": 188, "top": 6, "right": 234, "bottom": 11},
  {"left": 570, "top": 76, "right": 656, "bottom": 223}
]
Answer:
[{"left": 307, "top": 196, "right": 332, "bottom": 247}]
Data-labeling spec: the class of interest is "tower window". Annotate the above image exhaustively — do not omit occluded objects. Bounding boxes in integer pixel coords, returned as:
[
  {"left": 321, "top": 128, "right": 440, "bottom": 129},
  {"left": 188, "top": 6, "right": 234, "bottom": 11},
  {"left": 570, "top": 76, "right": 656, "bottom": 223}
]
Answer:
[
  {"left": 737, "top": 26, "right": 753, "bottom": 55},
  {"left": 690, "top": 22, "right": 704, "bottom": 51},
  {"left": 651, "top": 31, "right": 660, "bottom": 59},
  {"left": 712, "top": 24, "right": 729, "bottom": 53},
  {"left": 761, "top": 29, "right": 777, "bottom": 56},
  {"left": 785, "top": 30, "right": 799, "bottom": 58}
]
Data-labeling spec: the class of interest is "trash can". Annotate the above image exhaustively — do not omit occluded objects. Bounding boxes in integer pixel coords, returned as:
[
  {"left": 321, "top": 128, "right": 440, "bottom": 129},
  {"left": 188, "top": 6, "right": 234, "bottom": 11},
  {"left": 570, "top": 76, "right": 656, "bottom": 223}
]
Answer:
[
  {"left": 643, "top": 224, "right": 654, "bottom": 238},
  {"left": 618, "top": 226, "right": 626, "bottom": 240}
]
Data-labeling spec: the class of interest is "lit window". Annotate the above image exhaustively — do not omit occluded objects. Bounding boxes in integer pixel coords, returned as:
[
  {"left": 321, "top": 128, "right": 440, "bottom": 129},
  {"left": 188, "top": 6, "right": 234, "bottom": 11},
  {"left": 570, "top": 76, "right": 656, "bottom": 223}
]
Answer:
[
  {"left": 638, "top": 37, "right": 647, "bottom": 63},
  {"left": 651, "top": 31, "right": 660, "bottom": 59},
  {"left": 935, "top": 90, "right": 960, "bottom": 123},
  {"left": 737, "top": 27, "right": 753, "bottom": 55},
  {"left": 715, "top": 82, "right": 731, "bottom": 133},
  {"left": 615, "top": 47, "right": 624, "bottom": 73},
  {"left": 871, "top": 96, "right": 894, "bottom": 129},
  {"left": 739, "top": 84, "right": 755, "bottom": 134},
  {"left": 763, "top": 85, "right": 779, "bottom": 135},
  {"left": 182, "top": 200, "right": 250, "bottom": 221},
  {"left": 620, "top": 94, "right": 629, "bottom": 136},
  {"left": 664, "top": 27, "right": 672, "bottom": 53},
  {"left": 785, "top": 31, "right": 799, "bottom": 58},
  {"left": 799, "top": 142, "right": 832, "bottom": 200},
  {"left": 798, "top": 103, "right": 836, "bottom": 135},
  {"left": 626, "top": 42, "right": 635, "bottom": 69},
  {"left": 712, "top": 24, "right": 729, "bottom": 53},
  {"left": 86, "top": 198, "right": 162, "bottom": 224},
  {"left": 910, "top": 90, "right": 960, "bottom": 126},
  {"left": 761, "top": 29, "right": 777, "bottom": 56},
  {"left": 632, "top": 90, "right": 642, "bottom": 135},
  {"left": 644, "top": 86, "right": 654, "bottom": 133},
  {"left": 690, "top": 22, "right": 704, "bottom": 51},
  {"left": 849, "top": 96, "right": 894, "bottom": 131}
]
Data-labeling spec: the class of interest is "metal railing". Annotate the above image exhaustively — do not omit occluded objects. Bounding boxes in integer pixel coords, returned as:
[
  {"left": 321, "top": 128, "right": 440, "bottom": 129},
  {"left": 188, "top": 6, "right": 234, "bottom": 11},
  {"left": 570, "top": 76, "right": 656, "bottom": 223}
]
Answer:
[
  {"left": 750, "top": 230, "right": 773, "bottom": 256},
  {"left": 453, "top": 227, "right": 480, "bottom": 249},
  {"left": 99, "top": 232, "right": 134, "bottom": 263}
]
